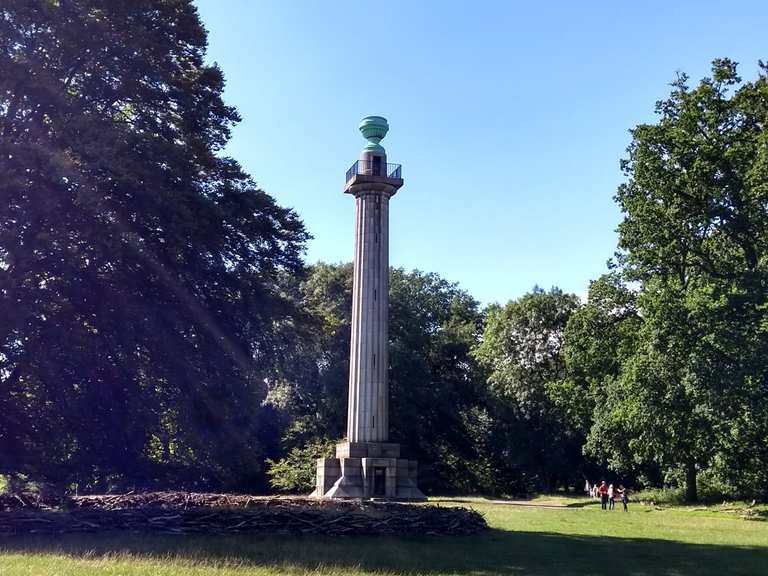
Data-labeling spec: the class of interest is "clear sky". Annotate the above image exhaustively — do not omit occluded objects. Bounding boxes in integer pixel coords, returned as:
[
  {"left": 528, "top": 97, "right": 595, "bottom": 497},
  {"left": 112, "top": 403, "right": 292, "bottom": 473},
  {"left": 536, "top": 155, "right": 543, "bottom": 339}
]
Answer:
[{"left": 194, "top": 0, "right": 767, "bottom": 305}]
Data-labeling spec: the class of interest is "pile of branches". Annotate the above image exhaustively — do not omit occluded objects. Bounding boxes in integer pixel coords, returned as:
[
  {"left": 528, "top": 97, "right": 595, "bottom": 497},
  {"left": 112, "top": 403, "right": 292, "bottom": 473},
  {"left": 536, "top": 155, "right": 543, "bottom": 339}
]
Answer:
[{"left": 0, "top": 491, "right": 487, "bottom": 536}]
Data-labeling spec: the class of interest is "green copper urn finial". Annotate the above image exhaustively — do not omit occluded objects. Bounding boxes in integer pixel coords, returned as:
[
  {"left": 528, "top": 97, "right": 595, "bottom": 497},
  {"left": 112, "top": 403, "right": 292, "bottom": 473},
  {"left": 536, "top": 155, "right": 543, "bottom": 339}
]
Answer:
[{"left": 359, "top": 116, "right": 389, "bottom": 154}]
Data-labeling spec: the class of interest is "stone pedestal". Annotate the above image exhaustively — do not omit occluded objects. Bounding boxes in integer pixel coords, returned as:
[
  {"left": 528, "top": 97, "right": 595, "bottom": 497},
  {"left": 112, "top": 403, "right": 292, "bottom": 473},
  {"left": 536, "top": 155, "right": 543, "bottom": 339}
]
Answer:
[{"left": 312, "top": 441, "right": 424, "bottom": 500}]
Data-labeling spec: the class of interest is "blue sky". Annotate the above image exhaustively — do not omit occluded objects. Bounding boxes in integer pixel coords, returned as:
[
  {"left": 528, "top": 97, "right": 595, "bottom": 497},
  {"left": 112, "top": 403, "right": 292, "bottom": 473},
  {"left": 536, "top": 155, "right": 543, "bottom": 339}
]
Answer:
[{"left": 194, "top": 0, "right": 767, "bottom": 305}]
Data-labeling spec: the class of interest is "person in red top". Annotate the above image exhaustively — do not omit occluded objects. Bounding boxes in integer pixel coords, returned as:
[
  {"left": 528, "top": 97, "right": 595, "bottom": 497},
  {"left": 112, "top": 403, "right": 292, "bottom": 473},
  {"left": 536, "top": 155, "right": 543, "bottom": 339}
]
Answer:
[{"left": 598, "top": 481, "right": 609, "bottom": 510}]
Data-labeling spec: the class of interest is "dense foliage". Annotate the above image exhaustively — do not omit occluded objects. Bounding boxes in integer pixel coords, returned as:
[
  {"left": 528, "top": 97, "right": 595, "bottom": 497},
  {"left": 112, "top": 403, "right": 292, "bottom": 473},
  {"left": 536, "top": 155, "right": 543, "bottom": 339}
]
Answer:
[
  {"left": 0, "top": 0, "right": 307, "bottom": 491},
  {"left": 582, "top": 60, "right": 768, "bottom": 500},
  {"left": 473, "top": 288, "right": 585, "bottom": 492},
  {"left": 266, "top": 265, "right": 491, "bottom": 494},
  {"left": 1, "top": 2, "right": 765, "bottom": 501}
]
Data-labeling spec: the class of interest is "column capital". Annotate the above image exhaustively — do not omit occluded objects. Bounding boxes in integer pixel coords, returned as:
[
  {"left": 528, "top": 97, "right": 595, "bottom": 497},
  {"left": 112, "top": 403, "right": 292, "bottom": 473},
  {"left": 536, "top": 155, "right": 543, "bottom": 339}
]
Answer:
[{"left": 344, "top": 176, "right": 403, "bottom": 197}]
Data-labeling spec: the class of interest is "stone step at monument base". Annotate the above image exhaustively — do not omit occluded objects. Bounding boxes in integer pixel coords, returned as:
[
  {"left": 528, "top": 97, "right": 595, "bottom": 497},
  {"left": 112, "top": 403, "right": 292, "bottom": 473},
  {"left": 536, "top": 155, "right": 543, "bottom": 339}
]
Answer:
[
  {"left": 311, "top": 442, "right": 425, "bottom": 500},
  {"left": 334, "top": 441, "right": 400, "bottom": 459}
]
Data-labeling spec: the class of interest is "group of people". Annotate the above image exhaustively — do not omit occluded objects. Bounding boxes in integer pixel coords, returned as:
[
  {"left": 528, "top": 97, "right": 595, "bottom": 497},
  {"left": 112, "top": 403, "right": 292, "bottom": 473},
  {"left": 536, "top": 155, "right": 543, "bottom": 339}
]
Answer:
[{"left": 585, "top": 480, "right": 628, "bottom": 511}]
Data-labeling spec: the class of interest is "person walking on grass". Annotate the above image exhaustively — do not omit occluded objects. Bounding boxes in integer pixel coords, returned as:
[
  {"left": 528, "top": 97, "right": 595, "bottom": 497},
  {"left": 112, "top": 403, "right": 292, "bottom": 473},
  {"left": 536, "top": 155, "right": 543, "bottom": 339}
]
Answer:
[
  {"left": 599, "top": 481, "right": 608, "bottom": 510},
  {"left": 617, "top": 486, "right": 629, "bottom": 512},
  {"left": 608, "top": 483, "right": 615, "bottom": 510}
]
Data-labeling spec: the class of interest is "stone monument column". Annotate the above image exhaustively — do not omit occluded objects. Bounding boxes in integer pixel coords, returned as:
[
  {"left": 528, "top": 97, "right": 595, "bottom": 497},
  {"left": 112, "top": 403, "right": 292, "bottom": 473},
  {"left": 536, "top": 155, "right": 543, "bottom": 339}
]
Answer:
[
  {"left": 347, "top": 121, "right": 394, "bottom": 444},
  {"left": 313, "top": 117, "right": 424, "bottom": 499}
]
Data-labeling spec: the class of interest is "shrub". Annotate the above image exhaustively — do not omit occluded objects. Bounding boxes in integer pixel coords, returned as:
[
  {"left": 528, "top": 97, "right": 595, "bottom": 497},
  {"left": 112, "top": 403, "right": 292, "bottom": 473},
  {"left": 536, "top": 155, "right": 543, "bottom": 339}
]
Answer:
[{"left": 266, "top": 439, "right": 336, "bottom": 493}]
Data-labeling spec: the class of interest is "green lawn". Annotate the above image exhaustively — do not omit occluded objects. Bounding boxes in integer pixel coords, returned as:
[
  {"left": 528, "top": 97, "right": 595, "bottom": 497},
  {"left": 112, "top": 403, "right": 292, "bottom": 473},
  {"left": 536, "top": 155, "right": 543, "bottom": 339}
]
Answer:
[{"left": 1, "top": 497, "right": 766, "bottom": 575}]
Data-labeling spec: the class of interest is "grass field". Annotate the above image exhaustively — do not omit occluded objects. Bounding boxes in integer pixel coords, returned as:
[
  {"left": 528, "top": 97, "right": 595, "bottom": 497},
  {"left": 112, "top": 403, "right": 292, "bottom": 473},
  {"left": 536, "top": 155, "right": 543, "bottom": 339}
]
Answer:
[{"left": 1, "top": 496, "right": 766, "bottom": 575}]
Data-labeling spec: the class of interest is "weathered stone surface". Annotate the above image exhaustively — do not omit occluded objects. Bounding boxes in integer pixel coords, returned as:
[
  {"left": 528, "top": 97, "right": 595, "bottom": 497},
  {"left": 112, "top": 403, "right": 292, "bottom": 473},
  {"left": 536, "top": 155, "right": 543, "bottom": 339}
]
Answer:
[
  {"left": 335, "top": 441, "right": 401, "bottom": 459},
  {"left": 311, "top": 458, "right": 341, "bottom": 498},
  {"left": 313, "top": 442, "right": 424, "bottom": 500},
  {"left": 324, "top": 458, "right": 365, "bottom": 499}
]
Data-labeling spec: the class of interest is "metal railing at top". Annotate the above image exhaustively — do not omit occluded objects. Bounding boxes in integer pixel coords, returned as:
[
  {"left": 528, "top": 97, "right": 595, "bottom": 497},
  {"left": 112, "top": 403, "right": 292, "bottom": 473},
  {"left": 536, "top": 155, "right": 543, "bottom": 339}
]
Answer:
[{"left": 345, "top": 160, "right": 402, "bottom": 184}]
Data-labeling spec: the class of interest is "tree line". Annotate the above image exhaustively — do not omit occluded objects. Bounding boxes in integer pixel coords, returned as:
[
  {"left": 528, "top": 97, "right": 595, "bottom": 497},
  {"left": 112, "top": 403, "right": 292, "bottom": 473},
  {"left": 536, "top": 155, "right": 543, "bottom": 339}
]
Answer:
[{"left": 1, "top": 2, "right": 766, "bottom": 501}]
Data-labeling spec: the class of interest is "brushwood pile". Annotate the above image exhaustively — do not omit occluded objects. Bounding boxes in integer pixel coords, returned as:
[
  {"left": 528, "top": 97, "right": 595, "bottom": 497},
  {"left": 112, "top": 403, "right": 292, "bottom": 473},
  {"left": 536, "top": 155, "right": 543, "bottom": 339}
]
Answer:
[{"left": 0, "top": 491, "right": 487, "bottom": 536}]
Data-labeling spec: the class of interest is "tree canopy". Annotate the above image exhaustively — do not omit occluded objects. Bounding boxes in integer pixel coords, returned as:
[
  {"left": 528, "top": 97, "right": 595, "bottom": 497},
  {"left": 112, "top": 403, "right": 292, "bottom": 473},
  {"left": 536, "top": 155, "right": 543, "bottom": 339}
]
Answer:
[
  {"left": 0, "top": 4, "right": 765, "bottom": 501},
  {"left": 0, "top": 0, "right": 307, "bottom": 490},
  {"left": 576, "top": 60, "right": 768, "bottom": 500}
]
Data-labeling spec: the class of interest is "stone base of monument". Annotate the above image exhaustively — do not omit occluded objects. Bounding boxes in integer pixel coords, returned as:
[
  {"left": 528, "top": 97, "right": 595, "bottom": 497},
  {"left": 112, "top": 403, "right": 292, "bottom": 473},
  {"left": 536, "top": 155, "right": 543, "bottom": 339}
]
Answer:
[{"left": 311, "top": 441, "right": 425, "bottom": 500}]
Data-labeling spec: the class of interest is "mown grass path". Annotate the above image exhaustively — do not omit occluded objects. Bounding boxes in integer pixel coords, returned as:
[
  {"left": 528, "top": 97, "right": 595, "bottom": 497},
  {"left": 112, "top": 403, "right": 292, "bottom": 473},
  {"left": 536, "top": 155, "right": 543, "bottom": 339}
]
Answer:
[{"left": 1, "top": 497, "right": 766, "bottom": 575}]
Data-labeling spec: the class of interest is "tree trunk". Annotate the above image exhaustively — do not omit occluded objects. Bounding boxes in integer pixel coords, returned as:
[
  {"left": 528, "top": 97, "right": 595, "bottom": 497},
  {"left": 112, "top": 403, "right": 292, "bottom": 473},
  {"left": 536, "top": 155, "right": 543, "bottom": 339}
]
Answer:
[{"left": 684, "top": 460, "right": 698, "bottom": 502}]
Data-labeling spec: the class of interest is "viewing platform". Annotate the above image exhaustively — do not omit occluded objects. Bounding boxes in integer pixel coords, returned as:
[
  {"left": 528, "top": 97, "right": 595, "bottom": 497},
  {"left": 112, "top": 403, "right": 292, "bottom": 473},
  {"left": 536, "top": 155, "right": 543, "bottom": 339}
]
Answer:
[{"left": 345, "top": 159, "right": 402, "bottom": 184}]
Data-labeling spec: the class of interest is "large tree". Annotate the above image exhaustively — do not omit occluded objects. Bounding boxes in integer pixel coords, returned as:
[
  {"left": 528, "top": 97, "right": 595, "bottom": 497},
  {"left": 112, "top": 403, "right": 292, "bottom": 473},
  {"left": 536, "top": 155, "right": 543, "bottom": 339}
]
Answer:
[
  {"left": 265, "top": 262, "right": 354, "bottom": 448},
  {"left": 599, "top": 59, "right": 768, "bottom": 500},
  {"left": 388, "top": 268, "right": 487, "bottom": 492},
  {"left": 565, "top": 275, "right": 658, "bottom": 487},
  {"left": 0, "top": 1, "right": 307, "bottom": 490},
  {"left": 473, "top": 287, "right": 584, "bottom": 493}
]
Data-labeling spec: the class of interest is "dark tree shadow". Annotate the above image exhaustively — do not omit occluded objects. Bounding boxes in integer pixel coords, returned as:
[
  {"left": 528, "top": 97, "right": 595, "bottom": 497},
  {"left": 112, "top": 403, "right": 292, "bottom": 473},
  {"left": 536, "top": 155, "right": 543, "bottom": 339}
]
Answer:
[
  {"left": 1, "top": 527, "right": 766, "bottom": 575},
  {"left": 436, "top": 496, "right": 603, "bottom": 509},
  {"left": 565, "top": 500, "right": 602, "bottom": 508}
]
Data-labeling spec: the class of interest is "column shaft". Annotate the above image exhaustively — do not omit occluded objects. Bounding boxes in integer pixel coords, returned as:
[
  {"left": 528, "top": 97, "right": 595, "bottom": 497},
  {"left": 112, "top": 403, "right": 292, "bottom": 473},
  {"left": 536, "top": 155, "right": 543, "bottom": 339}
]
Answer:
[{"left": 347, "top": 190, "right": 390, "bottom": 442}]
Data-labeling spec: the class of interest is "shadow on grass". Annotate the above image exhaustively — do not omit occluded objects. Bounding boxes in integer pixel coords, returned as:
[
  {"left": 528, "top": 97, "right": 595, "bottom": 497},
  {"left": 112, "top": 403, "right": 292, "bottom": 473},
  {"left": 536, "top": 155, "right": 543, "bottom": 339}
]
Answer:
[
  {"left": 1, "top": 528, "right": 765, "bottom": 576},
  {"left": 565, "top": 500, "right": 601, "bottom": 509},
  {"left": 437, "top": 496, "right": 603, "bottom": 511}
]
